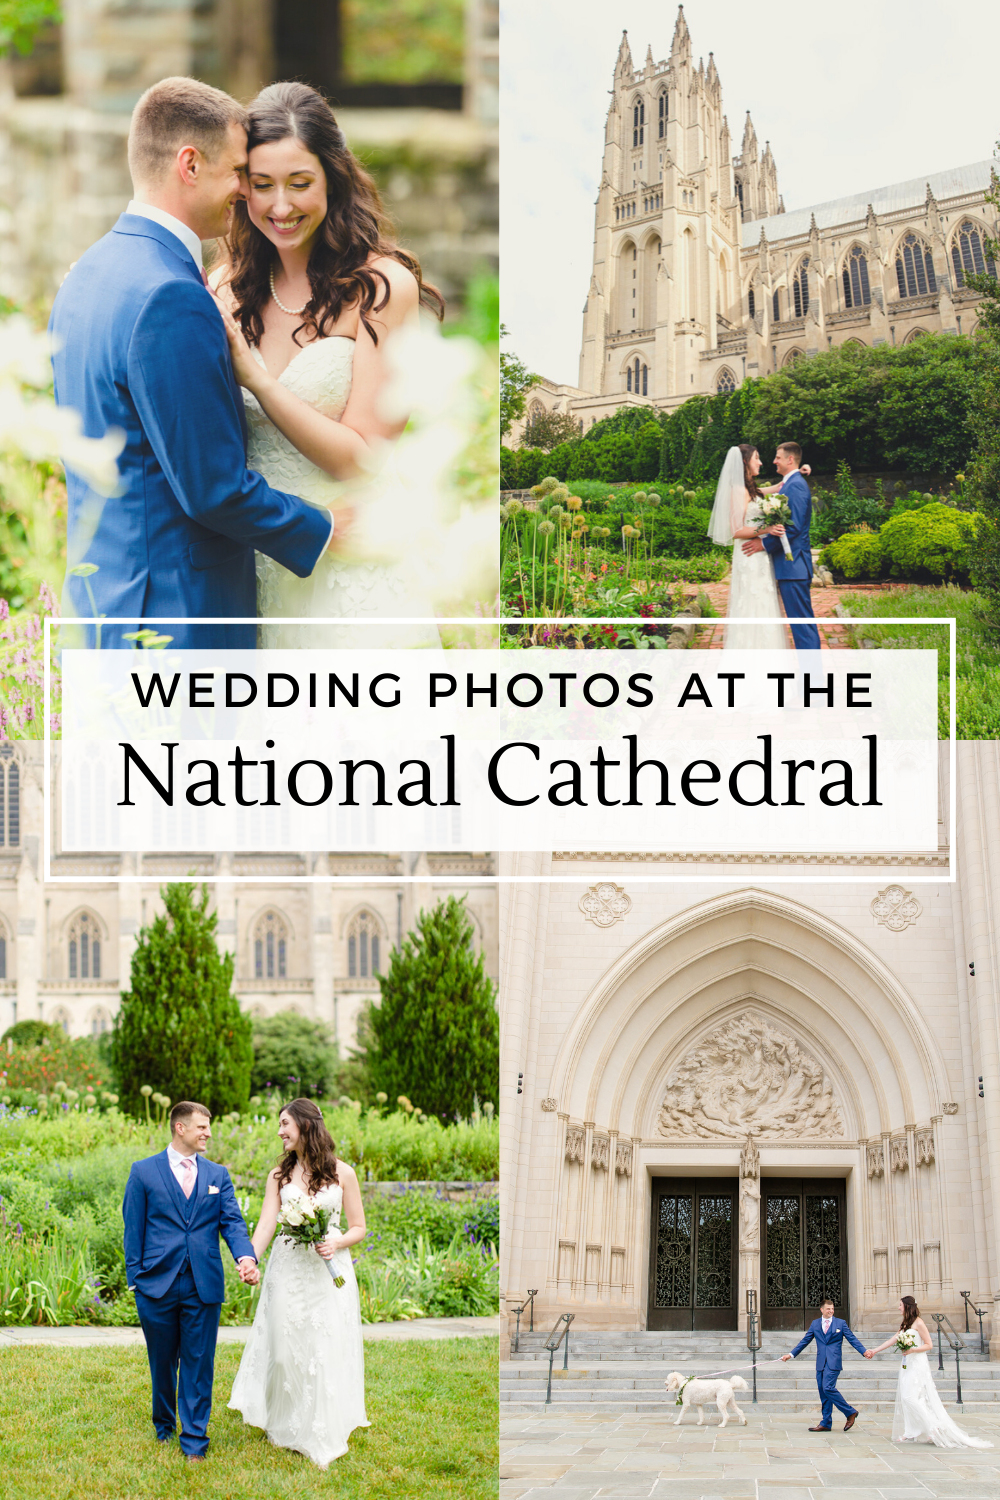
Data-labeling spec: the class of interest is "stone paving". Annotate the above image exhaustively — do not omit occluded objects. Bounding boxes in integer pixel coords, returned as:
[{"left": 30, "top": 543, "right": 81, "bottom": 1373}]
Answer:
[
  {"left": 688, "top": 583, "right": 899, "bottom": 650},
  {"left": 501, "top": 1406, "right": 1000, "bottom": 1500}
]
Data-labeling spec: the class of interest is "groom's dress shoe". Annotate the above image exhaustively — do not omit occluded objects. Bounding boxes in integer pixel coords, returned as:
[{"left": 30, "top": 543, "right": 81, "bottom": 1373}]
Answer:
[
  {"left": 184, "top": 1454, "right": 206, "bottom": 1463},
  {"left": 808, "top": 1424, "right": 831, "bottom": 1432},
  {"left": 844, "top": 1411, "right": 859, "bottom": 1431}
]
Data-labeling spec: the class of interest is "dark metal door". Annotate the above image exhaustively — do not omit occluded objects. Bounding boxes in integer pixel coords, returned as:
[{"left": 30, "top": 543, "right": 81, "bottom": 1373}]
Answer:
[
  {"left": 762, "top": 1178, "right": 849, "bottom": 1331},
  {"left": 647, "top": 1177, "right": 738, "bottom": 1331}
]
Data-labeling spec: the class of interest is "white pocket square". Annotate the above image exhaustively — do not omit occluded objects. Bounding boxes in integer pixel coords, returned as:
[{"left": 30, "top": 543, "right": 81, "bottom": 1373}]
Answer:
[{"left": 208, "top": 1184, "right": 220, "bottom": 1194}]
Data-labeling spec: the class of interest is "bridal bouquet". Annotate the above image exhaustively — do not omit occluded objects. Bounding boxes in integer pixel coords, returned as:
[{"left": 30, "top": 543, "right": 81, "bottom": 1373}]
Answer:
[
  {"left": 896, "top": 1328, "right": 918, "bottom": 1367},
  {"left": 754, "top": 494, "right": 794, "bottom": 560},
  {"left": 276, "top": 1189, "right": 345, "bottom": 1286}
]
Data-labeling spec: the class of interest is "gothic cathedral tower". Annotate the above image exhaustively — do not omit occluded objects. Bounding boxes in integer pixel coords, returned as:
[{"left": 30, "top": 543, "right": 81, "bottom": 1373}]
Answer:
[{"left": 578, "top": 8, "right": 782, "bottom": 408}]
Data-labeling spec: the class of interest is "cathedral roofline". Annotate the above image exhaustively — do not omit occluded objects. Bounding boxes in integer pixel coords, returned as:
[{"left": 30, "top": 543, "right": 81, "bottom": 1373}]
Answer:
[{"left": 740, "top": 159, "right": 996, "bottom": 248}]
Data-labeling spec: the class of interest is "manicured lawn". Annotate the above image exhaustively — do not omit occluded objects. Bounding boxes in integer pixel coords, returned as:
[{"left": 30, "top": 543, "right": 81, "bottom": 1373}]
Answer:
[
  {"left": 836, "top": 585, "right": 1000, "bottom": 739},
  {"left": 0, "top": 1336, "right": 498, "bottom": 1500}
]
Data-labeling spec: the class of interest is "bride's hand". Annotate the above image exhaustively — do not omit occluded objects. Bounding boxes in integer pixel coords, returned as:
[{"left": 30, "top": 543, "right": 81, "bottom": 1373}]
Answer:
[
  {"left": 316, "top": 1234, "right": 343, "bottom": 1260},
  {"left": 211, "top": 292, "right": 268, "bottom": 394},
  {"left": 761, "top": 524, "right": 785, "bottom": 536}
]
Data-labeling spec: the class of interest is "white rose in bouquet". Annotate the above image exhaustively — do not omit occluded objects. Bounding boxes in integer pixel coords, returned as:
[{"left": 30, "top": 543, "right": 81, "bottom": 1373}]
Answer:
[{"left": 896, "top": 1328, "right": 918, "bottom": 1366}]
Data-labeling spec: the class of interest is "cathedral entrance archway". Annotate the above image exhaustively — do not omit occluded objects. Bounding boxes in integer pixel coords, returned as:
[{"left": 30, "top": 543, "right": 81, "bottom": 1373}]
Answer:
[
  {"left": 761, "top": 1178, "right": 848, "bottom": 1330},
  {"left": 647, "top": 1177, "right": 738, "bottom": 1330}
]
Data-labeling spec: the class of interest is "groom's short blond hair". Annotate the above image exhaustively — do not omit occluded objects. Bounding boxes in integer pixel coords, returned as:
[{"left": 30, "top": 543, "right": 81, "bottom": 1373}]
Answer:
[
  {"left": 777, "top": 441, "right": 803, "bottom": 464},
  {"left": 128, "top": 77, "right": 248, "bottom": 187}
]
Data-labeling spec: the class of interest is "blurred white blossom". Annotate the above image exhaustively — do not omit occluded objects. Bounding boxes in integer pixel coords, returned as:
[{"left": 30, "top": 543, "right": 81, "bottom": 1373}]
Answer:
[{"left": 0, "top": 315, "right": 123, "bottom": 495}]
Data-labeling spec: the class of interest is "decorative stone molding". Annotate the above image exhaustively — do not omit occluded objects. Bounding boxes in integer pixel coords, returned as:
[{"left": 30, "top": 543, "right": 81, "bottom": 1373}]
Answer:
[
  {"left": 890, "top": 1136, "right": 909, "bottom": 1172},
  {"left": 657, "top": 1010, "right": 844, "bottom": 1139},
  {"left": 540, "top": 1097, "right": 558, "bottom": 1112},
  {"left": 915, "top": 1129, "right": 935, "bottom": 1167},
  {"left": 870, "top": 885, "right": 922, "bottom": 931},
  {"left": 591, "top": 1135, "right": 610, "bottom": 1171},
  {"left": 615, "top": 1141, "right": 633, "bottom": 1177},
  {"left": 579, "top": 882, "right": 632, "bottom": 928},
  {"left": 565, "top": 1126, "right": 586, "bottom": 1164},
  {"left": 942, "top": 1102, "right": 959, "bottom": 1114},
  {"left": 867, "top": 1143, "right": 885, "bottom": 1178}
]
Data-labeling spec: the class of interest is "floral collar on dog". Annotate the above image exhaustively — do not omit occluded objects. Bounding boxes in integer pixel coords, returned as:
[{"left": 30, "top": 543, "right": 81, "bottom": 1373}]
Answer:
[{"left": 674, "top": 1374, "right": 697, "bottom": 1406}]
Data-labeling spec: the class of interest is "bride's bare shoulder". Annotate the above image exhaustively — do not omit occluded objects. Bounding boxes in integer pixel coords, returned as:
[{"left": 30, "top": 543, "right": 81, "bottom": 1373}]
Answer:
[
  {"left": 368, "top": 254, "right": 419, "bottom": 309},
  {"left": 336, "top": 1159, "right": 359, "bottom": 1186}
]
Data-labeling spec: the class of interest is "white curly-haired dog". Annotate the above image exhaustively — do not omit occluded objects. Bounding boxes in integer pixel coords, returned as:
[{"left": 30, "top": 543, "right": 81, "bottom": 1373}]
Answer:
[{"left": 665, "top": 1371, "right": 749, "bottom": 1427}]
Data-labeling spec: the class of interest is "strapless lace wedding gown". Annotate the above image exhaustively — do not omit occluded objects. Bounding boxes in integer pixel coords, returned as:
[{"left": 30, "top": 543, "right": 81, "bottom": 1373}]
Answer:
[
  {"left": 892, "top": 1340, "right": 992, "bottom": 1448},
  {"left": 725, "top": 497, "right": 789, "bottom": 650},
  {"left": 228, "top": 1182, "right": 369, "bottom": 1467},
  {"left": 244, "top": 337, "right": 438, "bottom": 647}
]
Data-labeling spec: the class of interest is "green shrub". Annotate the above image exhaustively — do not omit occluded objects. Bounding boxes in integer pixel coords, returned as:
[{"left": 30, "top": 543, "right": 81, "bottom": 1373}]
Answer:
[
  {"left": 878, "top": 502, "right": 977, "bottom": 580},
  {"left": 1, "top": 1021, "right": 60, "bottom": 1049},
  {"left": 250, "top": 1013, "right": 339, "bottom": 1099},
  {"left": 821, "top": 529, "right": 886, "bottom": 580}
]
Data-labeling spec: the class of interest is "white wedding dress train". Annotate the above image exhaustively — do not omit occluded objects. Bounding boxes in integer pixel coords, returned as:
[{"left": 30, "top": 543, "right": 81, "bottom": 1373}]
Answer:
[
  {"left": 725, "top": 496, "right": 789, "bottom": 651},
  {"left": 891, "top": 1342, "right": 992, "bottom": 1448},
  {"left": 228, "top": 1182, "right": 369, "bottom": 1467},
  {"left": 244, "top": 336, "right": 439, "bottom": 648}
]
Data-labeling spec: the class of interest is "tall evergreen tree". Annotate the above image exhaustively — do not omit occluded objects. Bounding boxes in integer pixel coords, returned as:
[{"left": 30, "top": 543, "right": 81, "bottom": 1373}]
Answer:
[
  {"left": 966, "top": 165, "right": 1000, "bottom": 626},
  {"left": 360, "top": 896, "right": 498, "bottom": 1120},
  {"left": 110, "top": 883, "right": 252, "bottom": 1118}
]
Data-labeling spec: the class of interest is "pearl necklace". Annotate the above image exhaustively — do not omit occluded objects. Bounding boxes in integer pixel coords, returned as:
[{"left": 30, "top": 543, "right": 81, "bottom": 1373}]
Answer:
[{"left": 269, "top": 265, "right": 309, "bottom": 315}]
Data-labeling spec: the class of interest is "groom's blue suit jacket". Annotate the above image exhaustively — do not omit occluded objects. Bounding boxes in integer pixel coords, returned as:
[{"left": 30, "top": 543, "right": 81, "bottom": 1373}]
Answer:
[
  {"left": 50, "top": 214, "right": 332, "bottom": 649},
  {"left": 122, "top": 1149, "right": 255, "bottom": 1304},
  {"left": 762, "top": 470, "right": 813, "bottom": 581},
  {"left": 791, "top": 1317, "right": 867, "bottom": 1372}
]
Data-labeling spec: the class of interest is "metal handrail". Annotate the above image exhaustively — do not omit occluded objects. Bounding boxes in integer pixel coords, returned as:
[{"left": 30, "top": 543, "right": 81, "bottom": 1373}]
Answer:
[
  {"left": 746, "top": 1289, "right": 762, "bottom": 1403},
  {"left": 931, "top": 1313, "right": 966, "bottom": 1404},
  {"left": 511, "top": 1288, "right": 538, "bottom": 1354},
  {"left": 959, "top": 1290, "right": 987, "bottom": 1355},
  {"left": 544, "top": 1313, "right": 575, "bottom": 1403}
]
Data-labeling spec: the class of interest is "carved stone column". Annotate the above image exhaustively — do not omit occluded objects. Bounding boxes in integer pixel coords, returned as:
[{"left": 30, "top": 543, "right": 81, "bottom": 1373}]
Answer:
[{"left": 738, "top": 1133, "right": 761, "bottom": 1334}]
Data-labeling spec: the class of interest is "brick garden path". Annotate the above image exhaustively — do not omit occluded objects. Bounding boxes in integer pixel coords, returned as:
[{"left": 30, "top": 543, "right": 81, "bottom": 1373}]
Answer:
[{"left": 687, "top": 582, "right": 908, "bottom": 649}]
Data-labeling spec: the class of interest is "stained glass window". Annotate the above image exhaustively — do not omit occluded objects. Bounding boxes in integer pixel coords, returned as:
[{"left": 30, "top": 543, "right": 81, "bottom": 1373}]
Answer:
[
  {"left": 895, "top": 234, "right": 937, "bottom": 298},
  {"left": 68, "top": 912, "right": 101, "bottom": 981},
  {"left": 952, "top": 221, "right": 997, "bottom": 286},
  {"left": 843, "top": 246, "right": 871, "bottom": 308},
  {"left": 658, "top": 92, "right": 668, "bottom": 138},
  {"left": 717, "top": 368, "right": 737, "bottom": 394},
  {"left": 254, "top": 910, "right": 288, "bottom": 980},
  {"left": 792, "top": 258, "right": 810, "bottom": 318}
]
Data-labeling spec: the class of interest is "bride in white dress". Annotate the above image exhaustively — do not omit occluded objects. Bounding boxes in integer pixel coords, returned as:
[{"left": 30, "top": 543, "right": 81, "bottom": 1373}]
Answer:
[
  {"left": 229, "top": 1097, "right": 370, "bottom": 1467},
  {"left": 211, "top": 81, "right": 442, "bottom": 647},
  {"left": 708, "top": 444, "right": 790, "bottom": 650},
  {"left": 868, "top": 1297, "right": 993, "bottom": 1449}
]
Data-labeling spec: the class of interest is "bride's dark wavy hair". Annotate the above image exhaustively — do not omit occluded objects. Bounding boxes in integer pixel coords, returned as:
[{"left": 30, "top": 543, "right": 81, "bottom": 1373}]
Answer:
[
  {"left": 275, "top": 1098, "right": 340, "bottom": 1192},
  {"left": 225, "top": 81, "right": 444, "bottom": 349},
  {"left": 899, "top": 1295, "right": 920, "bottom": 1331},
  {"left": 738, "top": 443, "right": 763, "bottom": 499}
]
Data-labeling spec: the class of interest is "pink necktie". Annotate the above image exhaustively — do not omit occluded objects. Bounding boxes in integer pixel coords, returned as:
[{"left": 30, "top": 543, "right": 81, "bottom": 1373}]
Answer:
[{"left": 180, "top": 1158, "right": 194, "bottom": 1198}]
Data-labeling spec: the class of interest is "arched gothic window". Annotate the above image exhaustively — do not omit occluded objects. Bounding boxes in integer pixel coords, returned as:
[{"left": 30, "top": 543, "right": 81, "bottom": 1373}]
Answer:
[
  {"left": 716, "top": 368, "right": 737, "bottom": 394},
  {"left": 90, "top": 1007, "right": 111, "bottom": 1037},
  {"left": 0, "top": 917, "right": 8, "bottom": 979},
  {"left": 51, "top": 1007, "right": 71, "bottom": 1036},
  {"left": 772, "top": 288, "right": 781, "bottom": 322},
  {"left": 748, "top": 286, "right": 756, "bottom": 319},
  {"left": 792, "top": 258, "right": 810, "bottom": 318},
  {"left": 895, "top": 233, "right": 936, "bottom": 298},
  {"left": 783, "top": 348, "right": 804, "bottom": 367},
  {"left": 658, "top": 91, "right": 667, "bottom": 138},
  {"left": 347, "top": 910, "right": 382, "bottom": 979},
  {"left": 842, "top": 246, "right": 871, "bottom": 308},
  {"left": 254, "top": 910, "right": 287, "bottom": 979},
  {"left": 632, "top": 99, "right": 644, "bottom": 147},
  {"left": 736, "top": 180, "right": 745, "bottom": 220},
  {"left": 0, "top": 744, "right": 19, "bottom": 849},
  {"left": 68, "top": 911, "right": 101, "bottom": 980},
  {"left": 952, "top": 221, "right": 997, "bottom": 286}
]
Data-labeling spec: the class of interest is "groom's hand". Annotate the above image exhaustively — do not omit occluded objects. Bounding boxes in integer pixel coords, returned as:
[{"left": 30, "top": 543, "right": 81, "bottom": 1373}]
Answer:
[
  {"left": 781, "top": 1353, "right": 792, "bottom": 1361},
  {"left": 741, "top": 537, "right": 766, "bottom": 556},
  {"left": 237, "top": 1257, "right": 259, "bottom": 1285},
  {"left": 864, "top": 1350, "right": 874, "bottom": 1359}
]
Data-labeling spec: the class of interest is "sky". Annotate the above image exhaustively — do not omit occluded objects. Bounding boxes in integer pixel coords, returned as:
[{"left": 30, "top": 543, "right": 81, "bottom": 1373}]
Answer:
[{"left": 500, "top": 0, "right": 1000, "bottom": 386}]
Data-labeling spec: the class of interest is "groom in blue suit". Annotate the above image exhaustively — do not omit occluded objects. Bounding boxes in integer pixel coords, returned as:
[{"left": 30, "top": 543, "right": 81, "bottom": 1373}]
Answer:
[
  {"left": 743, "top": 442, "right": 821, "bottom": 649},
  {"left": 50, "top": 77, "right": 334, "bottom": 649},
  {"left": 123, "top": 1100, "right": 258, "bottom": 1459},
  {"left": 782, "top": 1296, "right": 872, "bottom": 1431}
]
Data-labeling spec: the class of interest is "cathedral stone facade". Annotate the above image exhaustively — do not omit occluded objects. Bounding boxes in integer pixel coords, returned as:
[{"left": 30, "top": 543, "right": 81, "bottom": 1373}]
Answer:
[
  {"left": 0, "top": 745, "right": 497, "bottom": 1052},
  {"left": 514, "top": 8, "right": 998, "bottom": 438},
  {"left": 500, "top": 744, "right": 1000, "bottom": 1358}
]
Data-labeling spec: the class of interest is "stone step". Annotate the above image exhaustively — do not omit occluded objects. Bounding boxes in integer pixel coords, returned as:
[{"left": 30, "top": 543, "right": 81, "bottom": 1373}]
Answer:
[
  {"left": 502, "top": 1398, "right": 998, "bottom": 1415},
  {"left": 509, "top": 1330, "right": 992, "bottom": 1363}
]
